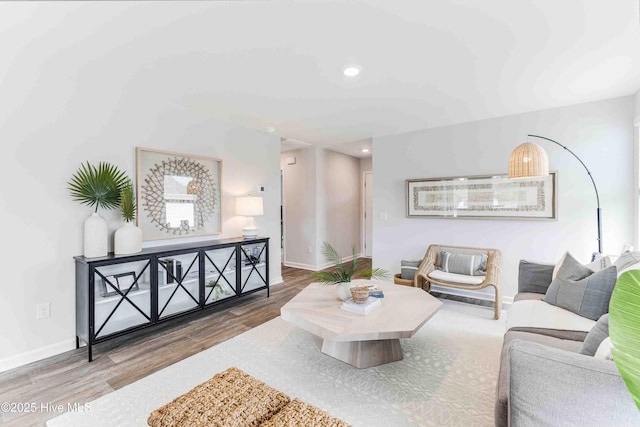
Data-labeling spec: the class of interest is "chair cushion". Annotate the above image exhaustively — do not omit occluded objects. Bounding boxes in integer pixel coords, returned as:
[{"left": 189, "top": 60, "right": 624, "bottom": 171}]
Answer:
[
  {"left": 400, "top": 259, "right": 421, "bottom": 280},
  {"left": 506, "top": 300, "right": 596, "bottom": 332},
  {"left": 428, "top": 269, "right": 484, "bottom": 285},
  {"left": 543, "top": 253, "right": 617, "bottom": 320}
]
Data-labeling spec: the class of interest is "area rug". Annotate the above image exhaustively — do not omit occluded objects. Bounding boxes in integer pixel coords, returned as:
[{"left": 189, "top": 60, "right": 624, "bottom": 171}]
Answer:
[{"left": 47, "top": 300, "right": 505, "bottom": 427}]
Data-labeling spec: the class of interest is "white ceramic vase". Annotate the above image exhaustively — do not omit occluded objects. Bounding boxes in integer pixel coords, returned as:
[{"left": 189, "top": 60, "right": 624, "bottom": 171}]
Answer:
[
  {"left": 84, "top": 212, "right": 108, "bottom": 258},
  {"left": 114, "top": 222, "right": 143, "bottom": 255},
  {"left": 336, "top": 282, "right": 356, "bottom": 301}
]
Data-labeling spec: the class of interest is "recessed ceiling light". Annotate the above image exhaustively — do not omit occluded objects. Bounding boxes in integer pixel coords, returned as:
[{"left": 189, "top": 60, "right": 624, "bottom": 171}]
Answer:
[
  {"left": 265, "top": 126, "right": 277, "bottom": 133},
  {"left": 343, "top": 65, "right": 361, "bottom": 77},
  {"left": 361, "top": 148, "right": 370, "bottom": 153}
]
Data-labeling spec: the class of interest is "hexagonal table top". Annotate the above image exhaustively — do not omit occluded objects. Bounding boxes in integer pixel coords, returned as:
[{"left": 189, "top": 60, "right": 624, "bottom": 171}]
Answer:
[{"left": 280, "top": 280, "right": 442, "bottom": 368}]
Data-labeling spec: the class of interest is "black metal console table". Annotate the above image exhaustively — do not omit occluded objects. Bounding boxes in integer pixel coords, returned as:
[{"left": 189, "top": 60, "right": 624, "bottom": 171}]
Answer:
[{"left": 75, "top": 237, "right": 269, "bottom": 361}]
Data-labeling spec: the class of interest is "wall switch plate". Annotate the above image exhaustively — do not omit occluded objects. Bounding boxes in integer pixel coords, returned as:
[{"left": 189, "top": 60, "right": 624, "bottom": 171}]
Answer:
[
  {"left": 257, "top": 185, "right": 265, "bottom": 193},
  {"left": 378, "top": 212, "right": 388, "bottom": 221},
  {"left": 36, "top": 302, "right": 51, "bottom": 320}
]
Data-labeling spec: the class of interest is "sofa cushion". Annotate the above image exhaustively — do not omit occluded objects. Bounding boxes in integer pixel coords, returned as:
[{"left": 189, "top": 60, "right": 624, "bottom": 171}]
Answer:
[
  {"left": 506, "top": 300, "right": 596, "bottom": 332},
  {"left": 543, "top": 253, "right": 617, "bottom": 320},
  {"left": 427, "top": 269, "right": 484, "bottom": 285},
  {"left": 400, "top": 259, "right": 421, "bottom": 280},
  {"left": 495, "top": 330, "right": 583, "bottom": 427},
  {"left": 509, "top": 340, "right": 638, "bottom": 427},
  {"left": 579, "top": 314, "right": 609, "bottom": 356},
  {"left": 513, "top": 292, "right": 544, "bottom": 303},
  {"left": 440, "top": 251, "right": 487, "bottom": 276}
]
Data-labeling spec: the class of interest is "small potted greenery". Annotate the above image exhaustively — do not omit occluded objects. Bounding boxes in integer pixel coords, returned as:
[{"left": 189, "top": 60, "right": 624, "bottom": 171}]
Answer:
[
  {"left": 312, "top": 242, "right": 389, "bottom": 300},
  {"left": 68, "top": 162, "right": 128, "bottom": 257},
  {"left": 114, "top": 179, "right": 142, "bottom": 254}
]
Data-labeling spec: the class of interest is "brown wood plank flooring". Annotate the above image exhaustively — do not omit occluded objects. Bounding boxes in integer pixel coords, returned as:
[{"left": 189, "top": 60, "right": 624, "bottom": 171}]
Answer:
[{"left": 0, "top": 260, "right": 492, "bottom": 426}]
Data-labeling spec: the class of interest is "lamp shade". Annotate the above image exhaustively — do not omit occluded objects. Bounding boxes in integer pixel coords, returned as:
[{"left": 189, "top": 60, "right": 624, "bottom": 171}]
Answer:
[
  {"left": 508, "top": 142, "right": 549, "bottom": 178},
  {"left": 236, "top": 196, "right": 263, "bottom": 216}
]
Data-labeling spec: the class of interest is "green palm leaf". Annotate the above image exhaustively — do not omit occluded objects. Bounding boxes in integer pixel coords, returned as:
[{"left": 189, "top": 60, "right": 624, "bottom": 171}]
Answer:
[
  {"left": 120, "top": 180, "right": 136, "bottom": 222},
  {"left": 68, "top": 162, "right": 129, "bottom": 212},
  {"left": 312, "top": 241, "right": 389, "bottom": 285},
  {"left": 610, "top": 270, "right": 640, "bottom": 410}
]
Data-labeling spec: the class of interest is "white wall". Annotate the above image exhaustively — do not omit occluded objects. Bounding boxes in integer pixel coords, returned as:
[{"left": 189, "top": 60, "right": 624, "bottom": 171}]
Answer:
[
  {"left": 0, "top": 11, "right": 281, "bottom": 372},
  {"left": 373, "top": 96, "right": 636, "bottom": 300},
  {"left": 280, "top": 149, "right": 317, "bottom": 268},
  {"left": 281, "top": 148, "right": 361, "bottom": 269},
  {"left": 318, "top": 150, "right": 361, "bottom": 263}
]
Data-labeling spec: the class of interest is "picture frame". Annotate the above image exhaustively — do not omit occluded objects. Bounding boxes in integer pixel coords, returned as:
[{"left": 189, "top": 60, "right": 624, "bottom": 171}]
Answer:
[
  {"left": 406, "top": 172, "right": 557, "bottom": 220},
  {"left": 99, "top": 271, "right": 139, "bottom": 297},
  {"left": 136, "top": 147, "right": 222, "bottom": 240}
]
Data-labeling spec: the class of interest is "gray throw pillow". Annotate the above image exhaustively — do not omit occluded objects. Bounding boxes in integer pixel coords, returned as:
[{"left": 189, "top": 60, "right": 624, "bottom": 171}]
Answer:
[
  {"left": 543, "top": 253, "right": 617, "bottom": 320},
  {"left": 579, "top": 314, "right": 609, "bottom": 356},
  {"left": 400, "top": 260, "right": 421, "bottom": 280},
  {"left": 440, "top": 251, "right": 487, "bottom": 276}
]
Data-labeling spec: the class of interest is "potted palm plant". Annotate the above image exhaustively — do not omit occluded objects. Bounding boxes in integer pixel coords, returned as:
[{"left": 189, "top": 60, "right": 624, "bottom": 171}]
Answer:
[
  {"left": 114, "top": 180, "right": 142, "bottom": 254},
  {"left": 312, "top": 242, "right": 389, "bottom": 300},
  {"left": 68, "top": 162, "right": 128, "bottom": 257}
]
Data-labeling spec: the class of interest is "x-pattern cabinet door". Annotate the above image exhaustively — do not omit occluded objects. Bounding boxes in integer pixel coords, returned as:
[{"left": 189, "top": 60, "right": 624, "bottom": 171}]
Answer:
[
  {"left": 203, "top": 246, "right": 238, "bottom": 305},
  {"left": 157, "top": 251, "right": 200, "bottom": 319},
  {"left": 93, "top": 259, "right": 152, "bottom": 339},
  {"left": 239, "top": 241, "right": 268, "bottom": 294}
]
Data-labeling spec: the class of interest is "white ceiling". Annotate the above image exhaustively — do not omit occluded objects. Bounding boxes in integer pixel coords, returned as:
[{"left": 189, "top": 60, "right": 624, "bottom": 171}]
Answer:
[{"left": 3, "top": 1, "right": 639, "bottom": 158}]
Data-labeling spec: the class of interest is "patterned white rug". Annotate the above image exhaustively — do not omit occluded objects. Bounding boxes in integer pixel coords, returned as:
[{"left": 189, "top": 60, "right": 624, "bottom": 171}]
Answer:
[{"left": 47, "top": 300, "right": 505, "bottom": 427}]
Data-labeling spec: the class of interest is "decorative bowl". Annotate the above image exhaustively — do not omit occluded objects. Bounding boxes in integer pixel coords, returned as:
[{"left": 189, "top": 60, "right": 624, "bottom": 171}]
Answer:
[{"left": 350, "top": 286, "right": 370, "bottom": 304}]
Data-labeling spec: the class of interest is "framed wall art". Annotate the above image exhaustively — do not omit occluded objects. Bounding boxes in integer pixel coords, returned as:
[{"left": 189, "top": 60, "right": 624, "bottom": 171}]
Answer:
[
  {"left": 406, "top": 172, "right": 557, "bottom": 220},
  {"left": 136, "top": 148, "right": 222, "bottom": 240}
]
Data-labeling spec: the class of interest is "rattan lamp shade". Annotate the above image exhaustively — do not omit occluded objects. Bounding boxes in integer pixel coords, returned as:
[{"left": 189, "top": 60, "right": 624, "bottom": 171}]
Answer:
[{"left": 508, "top": 142, "right": 549, "bottom": 178}]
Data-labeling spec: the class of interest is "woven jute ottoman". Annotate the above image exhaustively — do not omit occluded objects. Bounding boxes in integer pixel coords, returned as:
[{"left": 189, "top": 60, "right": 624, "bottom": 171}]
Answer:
[
  {"left": 148, "top": 367, "right": 290, "bottom": 427},
  {"left": 148, "top": 367, "right": 349, "bottom": 427}
]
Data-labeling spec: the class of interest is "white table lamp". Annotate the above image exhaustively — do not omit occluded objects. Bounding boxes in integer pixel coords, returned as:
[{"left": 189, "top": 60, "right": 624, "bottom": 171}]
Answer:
[{"left": 236, "top": 196, "right": 263, "bottom": 238}]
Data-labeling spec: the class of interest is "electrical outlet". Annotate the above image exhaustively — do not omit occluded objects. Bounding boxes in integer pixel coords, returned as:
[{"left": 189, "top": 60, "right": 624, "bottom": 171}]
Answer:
[{"left": 36, "top": 303, "right": 50, "bottom": 320}]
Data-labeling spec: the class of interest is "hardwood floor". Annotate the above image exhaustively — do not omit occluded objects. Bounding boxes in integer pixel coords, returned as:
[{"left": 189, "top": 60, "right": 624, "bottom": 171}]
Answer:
[
  {"left": 0, "top": 259, "right": 493, "bottom": 426},
  {"left": 0, "top": 260, "right": 372, "bottom": 427}
]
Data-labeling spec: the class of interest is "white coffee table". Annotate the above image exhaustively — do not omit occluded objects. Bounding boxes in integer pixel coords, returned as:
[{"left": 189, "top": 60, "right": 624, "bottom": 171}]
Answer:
[{"left": 280, "top": 280, "right": 442, "bottom": 368}]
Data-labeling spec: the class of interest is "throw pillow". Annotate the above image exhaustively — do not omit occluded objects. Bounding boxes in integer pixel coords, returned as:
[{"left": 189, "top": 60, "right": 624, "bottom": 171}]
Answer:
[
  {"left": 579, "top": 314, "right": 609, "bottom": 356},
  {"left": 400, "top": 260, "right": 421, "bottom": 280},
  {"left": 614, "top": 250, "right": 640, "bottom": 272},
  {"left": 594, "top": 337, "right": 614, "bottom": 361},
  {"left": 543, "top": 254, "right": 617, "bottom": 320},
  {"left": 552, "top": 252, "right": 611, "bottom": 280},
  {"left": 440, "top": 251, "right": 487, "bottom": 276}
]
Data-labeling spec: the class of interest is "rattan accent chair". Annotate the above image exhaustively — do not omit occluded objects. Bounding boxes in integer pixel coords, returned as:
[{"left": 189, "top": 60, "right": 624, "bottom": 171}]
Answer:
[{"left": 414, "top": 244, "right": 502, "bottom": 319}]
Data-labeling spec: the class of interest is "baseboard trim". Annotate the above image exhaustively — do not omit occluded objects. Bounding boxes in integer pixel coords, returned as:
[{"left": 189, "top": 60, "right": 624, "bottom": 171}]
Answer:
[
  {"left": 270, "top": 276, "right": 284, "bottom": 285},
  {"left": 0, "top": 339, "right": 76, "bottom": 373},
  {"left": 283, "top": 261, "right": 317, "bottom": 271},
  {"left": 430, "top": 285, "right": 514, "bottom": 307},
  {"left": 284, "top": 254, "right": 363, "bottom": 272}
]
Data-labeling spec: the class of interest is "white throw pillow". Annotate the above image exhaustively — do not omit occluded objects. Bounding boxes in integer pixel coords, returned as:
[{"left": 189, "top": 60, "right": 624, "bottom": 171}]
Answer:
[{"left": 594, "top": 337, "right": 614, "bottom": 361}]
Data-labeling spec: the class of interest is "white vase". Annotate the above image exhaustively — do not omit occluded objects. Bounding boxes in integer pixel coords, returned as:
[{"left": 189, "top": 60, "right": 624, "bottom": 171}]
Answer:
[
  {"left": 336, "top": 282, "right": 356, "bottom": 301},
  {"left": 84, "top": 212, "right": 108, "bottom": 258},
  {"left": 114, "top": 222, "right": 143, "bottom": 255}
]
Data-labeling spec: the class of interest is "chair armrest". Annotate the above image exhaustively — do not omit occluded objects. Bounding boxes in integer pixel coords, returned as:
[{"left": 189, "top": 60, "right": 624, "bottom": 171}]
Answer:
[
  {"left": 508, "top": 340, "right": 639, "bottom": 427},
  {"left": 517, "top": 260, "right": 554, "bottom": 294},
  {"left": 414, "top": 251, "right": 436, "bottom": 287}
]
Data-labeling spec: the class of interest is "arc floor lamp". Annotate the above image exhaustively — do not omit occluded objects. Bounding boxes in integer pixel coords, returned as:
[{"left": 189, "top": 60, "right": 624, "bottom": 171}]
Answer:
[{"left": 508, "top": 134, "right": 602, "bottom": 256}]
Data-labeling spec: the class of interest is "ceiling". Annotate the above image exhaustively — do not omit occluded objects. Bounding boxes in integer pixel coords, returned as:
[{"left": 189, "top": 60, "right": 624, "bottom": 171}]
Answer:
[{"left": 3, "top": 1, "right": 639, "bottom": 159}]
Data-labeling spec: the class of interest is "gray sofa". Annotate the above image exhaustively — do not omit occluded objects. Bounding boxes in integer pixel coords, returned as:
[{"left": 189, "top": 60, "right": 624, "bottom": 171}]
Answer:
[{"left": 495, "top": 260, "right": 639, "bottom": 427}]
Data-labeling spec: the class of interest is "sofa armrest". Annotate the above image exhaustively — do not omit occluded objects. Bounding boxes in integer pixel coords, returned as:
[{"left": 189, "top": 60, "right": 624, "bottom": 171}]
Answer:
[
  {"left": 509, "top": 340, "right": 639, "bottom": 427},
  {"left": 517, "top": 260, "right": 554, "bottom": 295}
]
